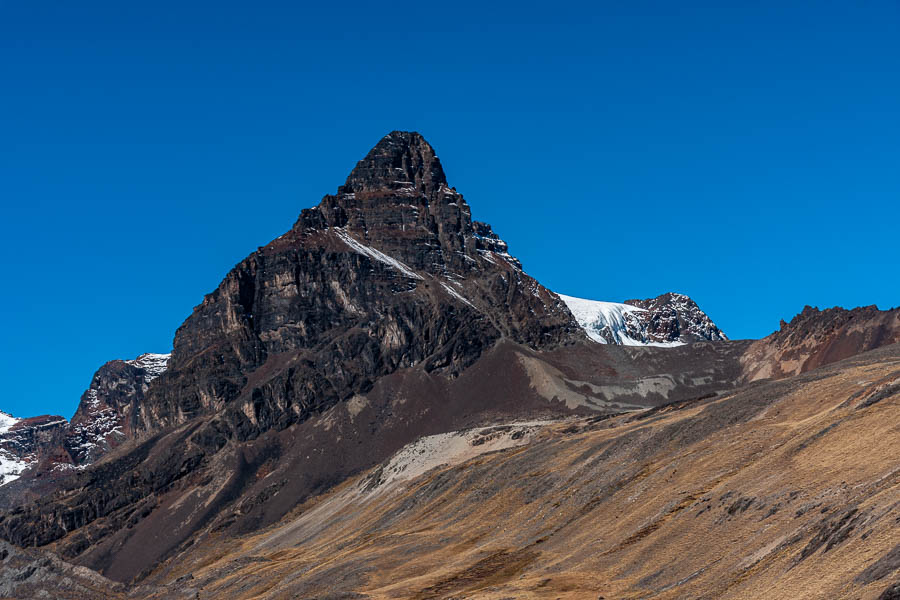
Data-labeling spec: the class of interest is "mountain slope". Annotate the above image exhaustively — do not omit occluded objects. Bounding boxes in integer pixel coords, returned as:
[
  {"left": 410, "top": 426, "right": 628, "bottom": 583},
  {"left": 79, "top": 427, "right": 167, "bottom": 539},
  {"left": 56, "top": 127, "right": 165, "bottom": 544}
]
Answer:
[{"left": 138, "top": 342, "right": 900, "bottom": 600}]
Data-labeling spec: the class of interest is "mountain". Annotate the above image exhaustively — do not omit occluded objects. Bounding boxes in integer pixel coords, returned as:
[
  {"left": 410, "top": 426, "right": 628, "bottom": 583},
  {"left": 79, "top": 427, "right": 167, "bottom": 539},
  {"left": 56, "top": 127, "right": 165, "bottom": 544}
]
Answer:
[
  {"left": 0, "top": 131, "right": 606, "bottom": 580},
  {"left": 559, "top": 291, "right": 727, "bottom": 346},
  {"left": 0, "top": 132, "right": 752, "bottom": 582},
  {"left": 0, "top": 131, "right": 898, "bottom": 598},
  {"left": 135, "top": 131, "right": 581, "bottom": 442}
]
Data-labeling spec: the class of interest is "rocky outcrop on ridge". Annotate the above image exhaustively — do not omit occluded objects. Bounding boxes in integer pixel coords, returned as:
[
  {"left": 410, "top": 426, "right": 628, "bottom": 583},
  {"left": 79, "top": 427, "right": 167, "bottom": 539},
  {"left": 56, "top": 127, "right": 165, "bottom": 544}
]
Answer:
[
  {"left": 0, "top": 414, "right": 67, "bottom": 487},
  {"left": 624, "top": 292, "right": 728, "bottom": 343},
  {"left": 66, "top": 353, "right": 169, "bottom": 465},
  {"left": 742, "top": 304, "right": 900, "bottom": 381}
]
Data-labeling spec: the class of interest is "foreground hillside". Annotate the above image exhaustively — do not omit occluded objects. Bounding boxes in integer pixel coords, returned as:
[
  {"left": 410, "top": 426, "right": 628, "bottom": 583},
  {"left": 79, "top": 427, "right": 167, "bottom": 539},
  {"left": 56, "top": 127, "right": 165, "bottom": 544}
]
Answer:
[{"left": 134, "top": 343, "right": 900, "bottom": 599}]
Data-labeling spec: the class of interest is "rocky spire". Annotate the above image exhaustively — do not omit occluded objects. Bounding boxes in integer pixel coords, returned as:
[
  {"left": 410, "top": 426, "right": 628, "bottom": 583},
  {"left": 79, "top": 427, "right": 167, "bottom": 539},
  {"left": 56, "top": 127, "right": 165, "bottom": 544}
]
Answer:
[{"left": 338, "top": 131, "right": 448, "bottom": 197}]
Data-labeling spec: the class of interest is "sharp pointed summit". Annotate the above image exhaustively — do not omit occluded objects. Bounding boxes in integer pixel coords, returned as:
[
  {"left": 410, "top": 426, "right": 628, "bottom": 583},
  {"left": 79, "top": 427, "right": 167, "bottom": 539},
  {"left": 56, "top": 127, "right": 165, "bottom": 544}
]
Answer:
[
  {"left": 339, "top": 131, "right": 447, "bottom": 196},
  {"left": 310, "top": 131, "right": 512, "bottom": 276}
]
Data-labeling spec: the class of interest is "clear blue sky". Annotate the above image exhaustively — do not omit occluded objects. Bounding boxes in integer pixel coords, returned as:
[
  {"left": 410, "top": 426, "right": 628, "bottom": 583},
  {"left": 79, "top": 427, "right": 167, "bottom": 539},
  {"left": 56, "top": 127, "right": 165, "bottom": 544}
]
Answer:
[{"left": 2, "top": 1, "right": 899, "bottom": 418}]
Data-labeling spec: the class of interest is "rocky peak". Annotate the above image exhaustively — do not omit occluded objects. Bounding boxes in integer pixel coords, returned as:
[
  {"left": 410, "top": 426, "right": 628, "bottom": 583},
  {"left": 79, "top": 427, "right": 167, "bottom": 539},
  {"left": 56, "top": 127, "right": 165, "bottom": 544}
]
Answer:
[
  {"left": 309, "top": 131, "right": 482, "bottom": 276},
  {"left": 70, "top": 353, "right": 170, "bottom": 429},
  {"left": 151, "top": 131, "right": 579, "bottom": 439},
  {"left": 125, "top": 353, "right": 170, "bottom": 382},
  {"left": 0, "top": 352, "right": 170, "bottom": 497},
  {"left": 338, "top": 131, "right": 447, "bottom": 197},
  {"left": 624, "top": 292, "right": 728, "bottom": 343}
]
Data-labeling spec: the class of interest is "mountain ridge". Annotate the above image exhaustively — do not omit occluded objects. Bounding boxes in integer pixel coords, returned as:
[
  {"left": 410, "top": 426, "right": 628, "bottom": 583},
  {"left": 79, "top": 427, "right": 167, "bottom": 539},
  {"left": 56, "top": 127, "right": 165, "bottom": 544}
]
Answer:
[{"left": 742, "top": 303, "right": 900, "bottom": 381}]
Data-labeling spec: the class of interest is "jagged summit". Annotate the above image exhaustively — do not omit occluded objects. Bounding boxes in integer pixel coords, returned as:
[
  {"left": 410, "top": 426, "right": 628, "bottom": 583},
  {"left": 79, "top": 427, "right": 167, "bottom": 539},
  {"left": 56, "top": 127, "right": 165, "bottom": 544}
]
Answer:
[
  {"left": 295, "top": 131, "right": 518, "bottom": 277},
  {"left": 339, "top": 131, "right": 447, "bottom": 196}
]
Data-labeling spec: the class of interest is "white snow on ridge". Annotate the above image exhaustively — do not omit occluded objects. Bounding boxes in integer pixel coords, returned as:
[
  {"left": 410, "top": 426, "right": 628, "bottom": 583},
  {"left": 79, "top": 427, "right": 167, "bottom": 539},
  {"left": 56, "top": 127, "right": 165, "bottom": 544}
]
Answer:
[
  {"left": 334, "top": 228, "right": 424, "bottom": 280},
  {"left": 0, "top": 411, "right": 27, "bottom": 486},
  {"left": 0, "top": 451, "right": 28, "bottom": 486},
  {"left": 557, "top": 293, "right": 685, "bottom": 348},
  {"left": 0, "top": 411, "right": 20, "bottom": 435},
  {"left": 126, "top": 353, "right": 171, "bottom": 381}
]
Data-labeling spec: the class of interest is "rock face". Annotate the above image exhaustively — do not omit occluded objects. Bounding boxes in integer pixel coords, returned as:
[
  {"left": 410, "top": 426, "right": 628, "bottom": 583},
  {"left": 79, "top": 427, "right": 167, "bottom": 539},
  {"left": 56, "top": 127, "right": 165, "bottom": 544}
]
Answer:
[
  {"left": 0, "top": 540, "right": 126, "bottom": 599},
  {"left": 742, "top": 304, "right": 900, "bottom": 381},
  {"left": 65, "top": 353, "right": 170, "bottom": 465},
  {"left": 559, "top": 291, "right": 727, "bottom": 346},
  {"left": 141, "top": 131, "right": 580, "bottom": 442},
  {"left": 0, "top": 414, "right": 67, "bottom": 486}
]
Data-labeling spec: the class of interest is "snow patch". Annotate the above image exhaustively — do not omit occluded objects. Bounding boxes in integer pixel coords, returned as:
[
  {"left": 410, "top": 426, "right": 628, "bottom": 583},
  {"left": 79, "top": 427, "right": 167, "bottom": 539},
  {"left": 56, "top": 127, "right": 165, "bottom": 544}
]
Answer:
[
  {"left": 440, "top": 281, "right": 476, "bottom": 308},
  {"left": 558, "top": 294, "right": 685, "bottom": 347},
  {"left": 0, "top": 411, "right": 28, "bottom": 486},
  {"left": 0, "top": 411, "right": 20, "bottom": 435},
  {"left": 125, "top": 353, "right": 170, "bottom": 382},
  {"left": 334, "top": 228, "right": 423, "bottom": 280}
]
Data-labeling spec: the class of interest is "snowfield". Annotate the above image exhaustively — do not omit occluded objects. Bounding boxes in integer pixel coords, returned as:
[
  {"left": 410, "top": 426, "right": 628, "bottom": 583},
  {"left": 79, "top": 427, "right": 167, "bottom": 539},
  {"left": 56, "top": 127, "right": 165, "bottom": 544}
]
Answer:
[{"left": 557, "top": 293, "right": 685, "bottom": 347}]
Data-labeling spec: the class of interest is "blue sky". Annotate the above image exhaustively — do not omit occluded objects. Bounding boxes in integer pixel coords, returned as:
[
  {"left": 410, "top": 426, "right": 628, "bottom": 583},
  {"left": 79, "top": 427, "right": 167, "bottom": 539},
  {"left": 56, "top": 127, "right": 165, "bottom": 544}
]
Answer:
[{"left": 2, "top": 1, "right": 899, "bottom": 418}]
